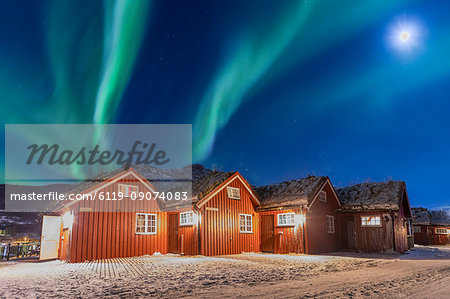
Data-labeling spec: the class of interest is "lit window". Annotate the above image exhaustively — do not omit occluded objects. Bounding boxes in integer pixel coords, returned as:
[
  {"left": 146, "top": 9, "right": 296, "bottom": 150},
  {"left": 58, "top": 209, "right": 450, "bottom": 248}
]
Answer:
[
  {"left": 180, "top": 211, "right": 194, "bottom": 226},
  {"left": 412, "top": 226, "right": 421, "bottom": 233},
  {"left": 135, "top": 213, "right": 157, "bottom": 234},
  {"left": 278, "top": 213, "right": 295, "bottom": 226},
  {"left": 318, "top": 191, "right": 327, "bottom": 202},
  {"left": 119, "top": 184, "right": 139, "bottom": 197},
  {"left": 227, "top": 187, "right": 241, "bottom": 199},
  {"left": 435, "top": 228, "right": 447, "bottom": 234},
  {"left": 239, "top": 214, "right": 252, "bottom": 233},
  {"left": 326, "top": 215, "right": 335, "bottom": 233},
  {"left": 361, "top": 216, "right": 382, "bottom": 227}
]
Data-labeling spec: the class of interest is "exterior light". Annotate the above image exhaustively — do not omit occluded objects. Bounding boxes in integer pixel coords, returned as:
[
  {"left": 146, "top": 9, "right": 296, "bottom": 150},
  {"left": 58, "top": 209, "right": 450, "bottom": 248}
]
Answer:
[
  {"left": 295, "top": 214, "right": 305, "bottom": 226},
  {"left": 63, "top": 212, "right": 73, "bottom": 229},
  {"left": 193, "top": 211, "right": 199, "bottom": 224}
]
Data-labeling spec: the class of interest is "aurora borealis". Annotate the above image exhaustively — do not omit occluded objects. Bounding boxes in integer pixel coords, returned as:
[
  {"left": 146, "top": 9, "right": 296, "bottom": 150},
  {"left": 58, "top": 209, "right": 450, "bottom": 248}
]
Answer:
[{"left": 1, "top": 0, "right": 450, "bottom": 209}]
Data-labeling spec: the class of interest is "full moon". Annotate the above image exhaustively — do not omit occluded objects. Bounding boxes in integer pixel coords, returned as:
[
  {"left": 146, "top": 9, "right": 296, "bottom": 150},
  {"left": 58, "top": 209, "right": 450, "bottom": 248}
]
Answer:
[
  {"left": 400, "top": 31, "right": 410, "bottom": 42},
  {"left": 388, "top": 17, "right": 424, "bottom": 54}
]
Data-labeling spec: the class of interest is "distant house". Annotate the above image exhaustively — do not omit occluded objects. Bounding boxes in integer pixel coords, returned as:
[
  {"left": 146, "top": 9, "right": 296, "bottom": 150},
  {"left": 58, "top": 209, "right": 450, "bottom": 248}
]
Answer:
[
  {"left": 255, "top": 176, "right": 341, "bottom": 254},
  {"left": 412, "top": 207, "right": 450, "bottom": 246},
  {"left": 336, "top": 181, "right": 413, "bottom": 253}
]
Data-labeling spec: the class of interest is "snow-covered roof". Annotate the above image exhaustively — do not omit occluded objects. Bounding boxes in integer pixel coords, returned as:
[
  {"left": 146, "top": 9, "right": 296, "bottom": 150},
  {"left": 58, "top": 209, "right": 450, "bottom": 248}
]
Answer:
[
  {"left": 412, "top": 207, "right": 450, "bottom": 226},
  {"left": 58, "top": 164, "right": 236, "bottom": 211},
  {"left": 163, "top": 165, "right": 235, "bottom": 210},
  {"left": 412, "top": 207, "right": 431, "bottom": 225},
  {"left": 336, "top": 181, "right": 406, "bottom": 211},
  {"left": 255, "top": 176, "right": 328, "bottom": 209}
]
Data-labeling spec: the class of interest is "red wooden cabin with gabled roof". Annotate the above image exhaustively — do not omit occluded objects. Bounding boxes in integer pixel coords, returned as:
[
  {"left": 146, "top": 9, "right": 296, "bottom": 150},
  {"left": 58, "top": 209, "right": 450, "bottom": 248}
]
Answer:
[
  {"left": 255, "top": 176, "right": 342, "bottom": 254},
  {"left": 164, "top": 164, "right": 261, "bottom": 256},
  {"left": 42, "top": 168, "right": 168, "bottom": 263},
  {"left": 42, "top": 165, "right": 261, "bottom": 262}
]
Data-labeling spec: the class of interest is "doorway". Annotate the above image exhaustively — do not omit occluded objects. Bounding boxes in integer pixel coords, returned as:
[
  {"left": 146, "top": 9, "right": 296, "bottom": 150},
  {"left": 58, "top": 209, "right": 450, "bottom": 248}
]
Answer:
[
  {"left": 261, "top": 215, "right": 274, "bottom": 252},
  {"left": 168, "top": 214, "right": 179, "bottom": 254},
  {"left": 346, "top": 219, "right": 357, "bottom": 250},
  {"left": 40, "top": 216, "right": 61, "bottom": 260}
]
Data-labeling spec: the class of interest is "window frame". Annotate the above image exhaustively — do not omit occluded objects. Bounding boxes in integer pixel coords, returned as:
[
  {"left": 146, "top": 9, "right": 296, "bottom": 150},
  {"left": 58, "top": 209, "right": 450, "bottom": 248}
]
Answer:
[
  {"left": 119, "top": 183, "right": 139, "bottom": 197},
  {"left": 180, "top": 211, "right": 194, "bottom": 226},
  {"left": 135, "top": 213, "right": 157, "bottom": 235},
  {"left": 412, "top": 226, "right": 421, "bottom": 233},
  {"left": 318, "top": 190, "right": 327, "bottom": 203},
  {"left": 435, "top": 228, "right": 447, "bottom": 235},
  {"left": 239, "top": 214, "right": 253, "bottom": 233},
  {"left": 326, "top": 215, "right": 335, "bottom": 234},
  {"left": 361, "top": 215, "right": 382, "bottom": 227},
  {"left": 277, "top": 212, "right": 296, "bottom": 227},
  {"left": 227, "top": 186, "right": 241, "bottom": 200}
]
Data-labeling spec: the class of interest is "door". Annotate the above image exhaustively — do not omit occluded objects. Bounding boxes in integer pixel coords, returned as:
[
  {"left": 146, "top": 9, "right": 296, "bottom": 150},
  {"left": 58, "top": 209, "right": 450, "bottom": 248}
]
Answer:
[
  {"left": 261, "top": 215, "right": 274, "bottom": 252},
  {"left": 40, "top": 216, "right": 61, "bottom": 260},
  {"left": 346, "top": 220, "right": 357, "bottom": 250},
  {"left": 427, "top": 228, "right": 433, "bottom": 245},
  {"left": 168, "top": 214, "right": 179, "bottom": 253}
]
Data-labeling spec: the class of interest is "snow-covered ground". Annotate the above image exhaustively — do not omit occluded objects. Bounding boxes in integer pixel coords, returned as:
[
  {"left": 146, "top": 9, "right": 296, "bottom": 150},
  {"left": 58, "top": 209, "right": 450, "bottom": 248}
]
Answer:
[{"left": 0, "top": 246, "right": 449, "bottom": 298}]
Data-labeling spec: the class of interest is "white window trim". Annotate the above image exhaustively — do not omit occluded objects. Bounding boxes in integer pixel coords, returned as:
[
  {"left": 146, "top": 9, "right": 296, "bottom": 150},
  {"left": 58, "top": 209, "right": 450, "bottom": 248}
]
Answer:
[
  {"left": 239, "top": 214, "right": 253, "bottom": 233},
  {"left": 180, "top": 211, "right": 194, "bottom": 226},
  {"left": 318, "top": 190, "right": 327, "bottom": 202},
  {"left": 135, "top": 213, "right": 157, "bottom": 235},
  {"left": 361, "top": 215, "right": 382, "bottom": 227},
  {"left": 326, "top": 215, "right": 335, "bottom": 234},
  {"left": 435, "top": 228, "right": 447, "bottom": 235},
  {"left": 277, "top": 212, "right": 295, "bottom": 226},
  {"left": 119, "top": 183, "right": 139, "bottom": 197},
  {"left": 227, "top": 186, "right": 241, "bottom": 200}
]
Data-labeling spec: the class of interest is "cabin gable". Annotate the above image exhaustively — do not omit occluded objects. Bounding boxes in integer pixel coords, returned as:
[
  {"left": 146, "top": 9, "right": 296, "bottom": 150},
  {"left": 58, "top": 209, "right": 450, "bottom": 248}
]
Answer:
[
  {"left": 59, "top": 169, "right": 167, "bottom": 263},
  {"left": 199, "top": 174, "right": 260, "bottom": 255},
  {"left": 305, "top": 180, "right": 341, "bottom": 253}
]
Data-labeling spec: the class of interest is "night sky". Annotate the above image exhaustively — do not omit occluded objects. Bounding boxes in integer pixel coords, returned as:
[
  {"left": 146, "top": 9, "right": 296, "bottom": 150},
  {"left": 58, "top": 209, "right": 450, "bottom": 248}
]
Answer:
[{"left": 1, "top": 1, "right": 450, "bottom": 210}]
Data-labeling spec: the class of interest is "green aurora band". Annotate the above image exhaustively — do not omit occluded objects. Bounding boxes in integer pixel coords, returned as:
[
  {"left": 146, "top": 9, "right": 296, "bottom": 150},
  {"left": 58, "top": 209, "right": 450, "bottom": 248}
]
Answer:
[{"left": 192, "top": 0, "right": 410, "bottom": 161}]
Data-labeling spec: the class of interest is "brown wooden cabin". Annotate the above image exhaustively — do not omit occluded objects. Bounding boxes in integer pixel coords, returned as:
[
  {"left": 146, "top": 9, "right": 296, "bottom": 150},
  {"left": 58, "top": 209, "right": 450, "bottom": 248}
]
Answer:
[
  {"left": 254, "top": 176, "right": 341, "bottom": 254},
  {"left": 165, "top": 165, "right": 260, "bottom": 256},
  {"left": 45, "top": 168, "right": 168, "bottom": 263},
  {"left": 336, "top": 181, "right": 413, "bottom": 253},
  {"left": 412, "top": 208, "right": 450, "bottom": 246}
]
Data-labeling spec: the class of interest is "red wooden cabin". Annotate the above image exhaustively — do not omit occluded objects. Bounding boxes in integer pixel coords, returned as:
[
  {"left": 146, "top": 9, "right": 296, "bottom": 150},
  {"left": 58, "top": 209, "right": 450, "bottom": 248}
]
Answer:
[
  {"left": 255, "top": 176, "right": 341, "bottom": 254},
  {"left": 412, "top": 208, "right": 450, "bottom": 246},
  {"left": 42, "top": 165, "right": 261, "bottom": 262},
  {"left": 165, "top": 165, "right": 260, "bottom": 256},
  {"left": 42, "top": 168, "right": 168, "bottom": 263},
  {"left": 337, "top": 181, "right": 413, "bottom": 253}
]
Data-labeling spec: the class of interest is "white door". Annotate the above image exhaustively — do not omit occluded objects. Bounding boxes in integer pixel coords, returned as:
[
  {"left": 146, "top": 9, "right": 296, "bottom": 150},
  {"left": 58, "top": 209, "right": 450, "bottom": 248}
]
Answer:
[{"left": 40, "top": 216, "right": 61, "bottom": 260}]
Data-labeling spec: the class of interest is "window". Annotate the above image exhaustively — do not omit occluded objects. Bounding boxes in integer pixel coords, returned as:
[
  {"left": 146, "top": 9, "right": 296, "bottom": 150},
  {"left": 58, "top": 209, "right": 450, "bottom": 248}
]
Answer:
[
  {"left": 180, "top": 211, "right": 194, "bottom": 226},
  {"left": 227, "top": 187, "right": 241, "bottom": 199},
  {"left": 278, "top": 213, "right": 295, "bottom": 226},
  {"left": 326, "top": 215, "right": 335, "bottom": 233},
  {"left": 435, "top": 228, "right": 448, "bottom": 234},
  {"left": 135, "top": 213, "right": 157, "bottom": 234},
  {"left": 361, "top": 216, "right": 382, "bottom": 227},
  {"left": 119, "top": 184, "right": 139, "bottom": 197},
  {"left": 239, "top": 214, "right": 252, "bottom": 233},
  {"left": 412, "top": 226, "right": 421, "bottom": 233},
  {"left": 318, "top": 191, "right": 327, "bottom": 202}
]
